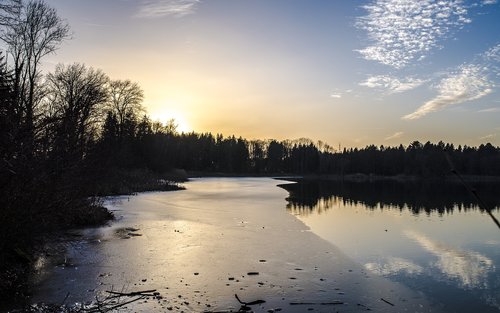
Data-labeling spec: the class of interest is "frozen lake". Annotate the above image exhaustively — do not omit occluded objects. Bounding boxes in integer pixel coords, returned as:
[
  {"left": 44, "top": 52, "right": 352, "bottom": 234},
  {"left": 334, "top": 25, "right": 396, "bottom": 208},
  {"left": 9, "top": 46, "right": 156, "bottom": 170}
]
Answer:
[{"left": 30, "top": 177, "right": 448, "bottom": 312}]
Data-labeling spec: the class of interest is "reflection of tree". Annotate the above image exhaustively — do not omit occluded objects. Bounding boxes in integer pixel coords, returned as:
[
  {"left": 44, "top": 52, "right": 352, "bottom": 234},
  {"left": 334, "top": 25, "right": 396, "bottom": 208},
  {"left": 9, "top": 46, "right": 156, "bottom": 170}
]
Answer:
[{"left": 280, "top": 180, "right": 500, "bottom": 216}]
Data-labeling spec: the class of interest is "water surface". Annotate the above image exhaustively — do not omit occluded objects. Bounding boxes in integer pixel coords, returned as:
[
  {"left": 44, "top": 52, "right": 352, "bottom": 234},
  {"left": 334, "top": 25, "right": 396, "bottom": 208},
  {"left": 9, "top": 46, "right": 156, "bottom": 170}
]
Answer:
[
  {"left": 280, "top": 179, "right": 500, "bottom": 313},
  {"left": 31, "top": 177, "right": 438, "bottom": 312}
]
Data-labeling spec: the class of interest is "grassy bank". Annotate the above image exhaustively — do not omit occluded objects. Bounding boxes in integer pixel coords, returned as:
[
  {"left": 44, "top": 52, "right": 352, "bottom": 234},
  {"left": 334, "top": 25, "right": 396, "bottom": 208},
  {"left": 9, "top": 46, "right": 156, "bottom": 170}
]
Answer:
[{"left": 94, "top": 168, "right": 187, "bottom": 195}]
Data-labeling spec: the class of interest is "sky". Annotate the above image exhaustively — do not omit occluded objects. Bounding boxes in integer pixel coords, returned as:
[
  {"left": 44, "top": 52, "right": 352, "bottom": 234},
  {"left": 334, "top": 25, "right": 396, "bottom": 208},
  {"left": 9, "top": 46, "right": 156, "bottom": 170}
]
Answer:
[{"left": 43, "top": 0, "right": 500, "bottom": 148}]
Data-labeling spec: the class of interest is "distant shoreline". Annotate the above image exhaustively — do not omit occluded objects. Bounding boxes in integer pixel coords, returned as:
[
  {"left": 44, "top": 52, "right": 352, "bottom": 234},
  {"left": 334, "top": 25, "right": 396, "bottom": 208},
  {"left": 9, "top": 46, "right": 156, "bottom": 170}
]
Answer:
[
  {"left": 186, "top": 171, "right": 500, "bottom": 183},
  {"left": 295, "top": 173, "right": 500, "bottom": 183}
]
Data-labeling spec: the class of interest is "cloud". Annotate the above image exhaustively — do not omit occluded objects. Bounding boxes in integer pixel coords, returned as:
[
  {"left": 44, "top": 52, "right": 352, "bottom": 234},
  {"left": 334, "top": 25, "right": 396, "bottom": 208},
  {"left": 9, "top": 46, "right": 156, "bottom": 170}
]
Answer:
[
  {"left": 354, "top": 136, "right": 368, "bottom": 144},
  {"left": 484, "top": 43, "right": 500, "bottom": 63},
  {"left": 330, "top": 89, "right": 354, "bottom": 99},
  {"left": 403, "top": 64, "right": 494, "bottom": 119},
  {"left": 360, "top": 75, "right": 426, "bottom": 93},
  {"left": 135, "top": 0, "right": 200, "bottom": 18},
  {"left": 405, "top": 230, "right": 493, "bottom": 289},
  {"left": 479, "top": 134, "right": 497, "bottom": 140},
  {"left": 385, "top": 131, "right": 404, "bottom": 141},
  {"left": 482, "top": 0, "right": 497, "bottom": 4},
  {"left": 356, "top": 0, "right": 471, "bottom": 68},
  {"left": 478, "top": 107, "right": 500, "bottom": 113}
]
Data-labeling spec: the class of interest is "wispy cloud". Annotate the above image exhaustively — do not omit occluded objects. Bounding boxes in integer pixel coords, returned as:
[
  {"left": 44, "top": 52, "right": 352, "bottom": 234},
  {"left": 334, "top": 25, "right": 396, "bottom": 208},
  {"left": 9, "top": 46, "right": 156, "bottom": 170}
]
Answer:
[
  {"left": 403, "top": 64, "right": 494, "bottom": 119},
  {"left": 330, "top": 89, "right": 354, "bottom": 99},
  {"left": 354, "top": 136, "right": 368, "bottom": 144},
  {"left": 478, "top": 107, "right": 500, "bottom": 113},
  {"left": 356, "top": 0, "right": 471, "bottom": 68},
  {"left": 479, "top": 133, "right": 497, "bottom": 140},
  {"left": 135, "top": 0, "right": 201, "bottom": 18},
  {"left": 360, "top": 75, "right": 426, "bottom": 93},
  {"left": 385, "top": 131, "right": 404, "bottom": 141},
  {"left": 483, "top": 43, "right": 500, "bottom": 64},
  {"left": 482, "top": 0, "right": 497, "bottom": 5}
]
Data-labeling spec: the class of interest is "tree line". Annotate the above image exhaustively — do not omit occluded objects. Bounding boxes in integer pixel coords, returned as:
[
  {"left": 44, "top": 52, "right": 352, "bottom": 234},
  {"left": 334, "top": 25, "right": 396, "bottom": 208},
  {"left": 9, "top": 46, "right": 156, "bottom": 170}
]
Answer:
[{"left": 103, "top": 130, "right": 500, "bottom": 177}]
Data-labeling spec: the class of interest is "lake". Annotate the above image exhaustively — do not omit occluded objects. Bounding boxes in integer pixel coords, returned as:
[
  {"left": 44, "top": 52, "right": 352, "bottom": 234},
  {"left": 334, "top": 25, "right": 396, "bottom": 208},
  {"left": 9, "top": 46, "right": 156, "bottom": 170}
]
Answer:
[
  {"left": 280, "top": 179, "right": 500, "bottom": 313},
  {"left": 27, "top": 177, "right": 499, "bottom": 312}
]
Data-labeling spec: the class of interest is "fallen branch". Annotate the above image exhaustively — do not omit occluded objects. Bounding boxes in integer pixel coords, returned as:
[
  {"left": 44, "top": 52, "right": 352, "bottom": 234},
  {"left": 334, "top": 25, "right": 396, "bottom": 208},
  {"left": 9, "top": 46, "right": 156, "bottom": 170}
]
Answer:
[
  {"left": 290, "top": 300, "right": 344, "bottom": 305},
  {"left": 234, "top": 294, "right": 266, "bottom": 306},
  {"left": 86, "top": 295, "right": 147, "bottom": 313},
  {"left": 380, "top": 298, "right": 395, "bottom": 306},
  {"left": 80, "top": 289, "right": 160, "bottom": 312},
  {"left": 105, "top": 289, "right": 157, "bottom": 297}
]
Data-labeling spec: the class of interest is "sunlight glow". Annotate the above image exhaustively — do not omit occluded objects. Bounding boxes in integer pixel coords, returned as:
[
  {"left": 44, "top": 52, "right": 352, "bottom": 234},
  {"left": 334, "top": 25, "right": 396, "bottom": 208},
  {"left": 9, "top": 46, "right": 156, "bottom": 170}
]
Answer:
[{"left": 150, "top": 107, "right": 191, "bottom": 133}]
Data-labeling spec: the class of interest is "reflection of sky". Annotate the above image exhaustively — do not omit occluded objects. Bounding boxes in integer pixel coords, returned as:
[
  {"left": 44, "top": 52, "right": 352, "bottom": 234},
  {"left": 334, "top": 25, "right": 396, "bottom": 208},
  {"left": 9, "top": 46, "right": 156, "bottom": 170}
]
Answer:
[
  {"left": 405, "top": 230, "right": 494, "bottom": 289},
  {"left": 290, "top": 182, "right": 500, "bottom": 311},
  {"left": 365, "top": 257, "right": 423, "bottom": 276}
]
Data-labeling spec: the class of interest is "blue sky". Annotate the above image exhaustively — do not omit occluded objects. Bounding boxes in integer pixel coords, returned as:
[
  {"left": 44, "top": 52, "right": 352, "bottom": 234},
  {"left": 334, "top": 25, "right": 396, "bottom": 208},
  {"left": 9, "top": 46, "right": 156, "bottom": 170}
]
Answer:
[{"left": 44, "top": 0, "right": 500, "bottom": 148}]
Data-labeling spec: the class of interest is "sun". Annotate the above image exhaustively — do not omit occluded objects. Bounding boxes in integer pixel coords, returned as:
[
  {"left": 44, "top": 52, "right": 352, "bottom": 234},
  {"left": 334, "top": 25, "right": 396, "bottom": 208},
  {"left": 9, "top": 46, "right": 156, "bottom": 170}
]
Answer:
[{"left": 150, "top": 110, "right": 191, "bottom": 133}]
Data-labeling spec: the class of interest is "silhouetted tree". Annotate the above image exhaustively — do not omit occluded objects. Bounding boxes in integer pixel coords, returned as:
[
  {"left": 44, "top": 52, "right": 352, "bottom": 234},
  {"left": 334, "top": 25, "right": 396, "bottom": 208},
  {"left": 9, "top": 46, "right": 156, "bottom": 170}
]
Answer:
[
  {"left": 106, "top": 79, "right": 144, "bottom": 139},
  {"left": 44, "top": 63, "right": 108, "bottom": 168},
  {"left": 0, "top": 0, "right": 21, "bottom": 27},
  {"left": 267, "top": 140, "right": 284, "bottom": 173},
  {"left": 0, "top": 0, "right": 70, "bottom": 156},
  {"left": 0, "top": 52, "right": 15, "bottom": 183},
  {"left": 249, "top": 140, "right": 266, "bottom": 173}
]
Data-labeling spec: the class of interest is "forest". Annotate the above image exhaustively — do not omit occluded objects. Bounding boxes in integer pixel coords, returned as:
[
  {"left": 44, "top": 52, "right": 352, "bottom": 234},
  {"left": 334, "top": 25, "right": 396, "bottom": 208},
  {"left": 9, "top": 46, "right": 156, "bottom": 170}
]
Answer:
[{"left": 1, "top": 0, "right": 500, "bottom": 300}]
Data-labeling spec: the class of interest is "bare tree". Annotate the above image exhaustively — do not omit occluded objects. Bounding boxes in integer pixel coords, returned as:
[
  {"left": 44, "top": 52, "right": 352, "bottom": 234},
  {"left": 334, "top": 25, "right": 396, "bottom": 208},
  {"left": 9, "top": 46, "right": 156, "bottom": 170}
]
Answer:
[
  {"left": 0, "top": 0, "right": 21, "bottom": 27},
  {"left": 107, "top": 79, "right": 144, "bottom": 137},
  {"left": 45, "top": 63, "right": 108, "bottom": 160},
  {"left": 0, "top": 0, "right": 70, "bottom": 153}
]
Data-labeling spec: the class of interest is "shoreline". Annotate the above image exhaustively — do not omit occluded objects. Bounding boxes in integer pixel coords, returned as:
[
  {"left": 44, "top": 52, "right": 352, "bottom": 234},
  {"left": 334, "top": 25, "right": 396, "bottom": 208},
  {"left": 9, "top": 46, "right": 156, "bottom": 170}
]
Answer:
[{"left": 187, "top": 171, "right": 500, "bottom": 183}]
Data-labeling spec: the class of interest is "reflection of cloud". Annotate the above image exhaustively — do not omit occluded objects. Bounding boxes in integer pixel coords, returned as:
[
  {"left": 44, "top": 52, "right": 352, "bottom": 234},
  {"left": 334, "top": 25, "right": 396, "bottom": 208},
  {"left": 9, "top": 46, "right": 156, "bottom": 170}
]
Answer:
[
  {"left": 384, "top": 131, "right": 404, "bottom": 141},
  {"left": 403, "top": 64, "right": 493, "bottom": 119},
  {"left": 405, "top": 230, "right": 494, "bottom": 289},
  {"left": 136, "top": 0, "right": 200, "bottom": 18},
  {"left": 356, "top": 0, "right": 471, "bottom": 68},
  {"left": 365, "top": 257, "right": 423, "bottom": 276},
  {"left": 360, "top": 75, "right": 426, "bottom": 93}
]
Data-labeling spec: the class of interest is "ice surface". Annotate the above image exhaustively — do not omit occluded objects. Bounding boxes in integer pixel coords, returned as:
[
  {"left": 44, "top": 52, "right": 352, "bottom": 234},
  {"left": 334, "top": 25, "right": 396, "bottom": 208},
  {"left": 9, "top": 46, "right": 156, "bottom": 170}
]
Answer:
[{"left": 32, "top": 177, "right": 440, "bottom": 312}]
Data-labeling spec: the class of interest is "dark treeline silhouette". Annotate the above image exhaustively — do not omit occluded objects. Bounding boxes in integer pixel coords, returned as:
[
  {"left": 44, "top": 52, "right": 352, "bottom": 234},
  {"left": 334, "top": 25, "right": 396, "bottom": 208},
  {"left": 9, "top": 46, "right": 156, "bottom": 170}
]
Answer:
[
  {"left": 328, "top": 141, "right": 500, "bottom": 177},
  {"left": 279, "top": 179, "right": 500, "bottom": 216},
  {"left": 98, "top": 132, "right": 500, "bottom": 177}
]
